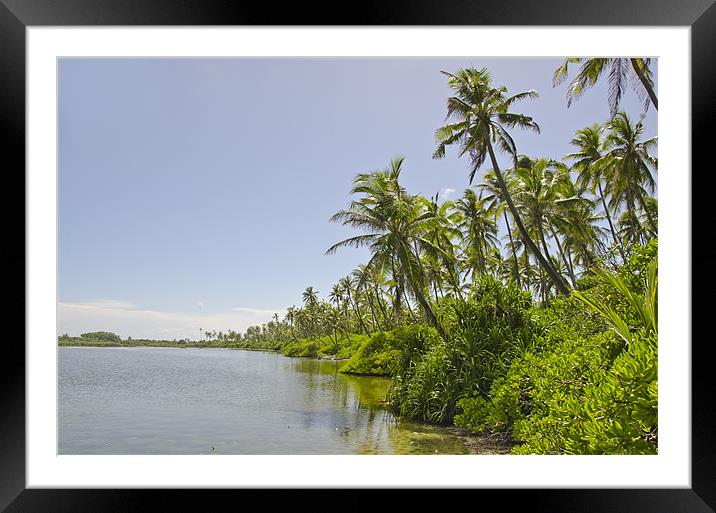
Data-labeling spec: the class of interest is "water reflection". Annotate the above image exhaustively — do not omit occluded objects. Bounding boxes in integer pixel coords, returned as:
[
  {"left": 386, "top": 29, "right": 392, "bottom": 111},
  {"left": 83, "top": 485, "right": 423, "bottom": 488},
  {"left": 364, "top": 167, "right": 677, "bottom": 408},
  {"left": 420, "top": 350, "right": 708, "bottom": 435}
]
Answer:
[{"left": 59, "top": 347, "right": 475, "bottom": 454}]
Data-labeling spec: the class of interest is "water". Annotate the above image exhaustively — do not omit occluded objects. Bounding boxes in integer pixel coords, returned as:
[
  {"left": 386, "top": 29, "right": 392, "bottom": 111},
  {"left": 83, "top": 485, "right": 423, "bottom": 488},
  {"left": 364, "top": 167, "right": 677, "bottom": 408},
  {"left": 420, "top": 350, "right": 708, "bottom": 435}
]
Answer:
[{"left": 58, "top": 346, "right": 474, "bottom": 454}]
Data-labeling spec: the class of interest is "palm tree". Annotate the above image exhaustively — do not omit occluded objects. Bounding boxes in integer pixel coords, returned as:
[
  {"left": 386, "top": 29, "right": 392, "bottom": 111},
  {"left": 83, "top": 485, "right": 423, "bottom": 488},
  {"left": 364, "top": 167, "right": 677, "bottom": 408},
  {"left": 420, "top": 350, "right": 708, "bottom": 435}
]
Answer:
[
  {"left": 565, "top": 123, "right": 626, "bottom": 262},
  {"left": 339, "top": 275, "right": 368, "bottom": 334},
  {"left": 553, "top": 58, "right": 658, "bottom": 116},
  {"left": 327, "top": 157, "right": 448, "bottom": 338},
  {"left": 598, "top": 112, "right": 658, "bottom": 242},
  {"left": 351, "top": 264, "right": 383, "bottom": 332},
  {"left": 549, "top": 173, "right": 605, "bottom": 280},
  {"left": 302, "top": 286, "right": 319, "bottom": 307},
  {"left": 433, "top": 67, "right": 570, "bottom": 295},
  {"left": 513, "top": 159, "right": 562, "bottom": 267},
  {"left": 452, "top": 188, "right": 499, "bottom": 283},
  {"left": 328, "top": 283, "right": 343, "bottom": 311},
  {"left": 418, "top": 193, "right": 463, "bottom": 299},
  {"left": 479, "top": 168, "right": 522, "bottom": 287}
]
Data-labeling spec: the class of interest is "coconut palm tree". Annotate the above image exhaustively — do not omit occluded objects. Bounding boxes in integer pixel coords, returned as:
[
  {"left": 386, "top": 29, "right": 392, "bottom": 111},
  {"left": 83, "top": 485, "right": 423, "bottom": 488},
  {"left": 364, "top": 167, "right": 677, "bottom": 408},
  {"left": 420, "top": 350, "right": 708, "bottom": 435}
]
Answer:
[
  {"left": 418, "top": 193, "right": 463, "bottom": 299},
  {"left": 553, "top": 58, "right": 657, "bottom": 116},
  {"left": 549, "top": 174, "right": 605, "bottom": 279},
  {"left": 452, "top": 188, "right": 499, "bottom": 283},
  {"left": 328, "top": 283, "right": 343, "bottom": 311},
  {"left": 433, "top": 67, "right": 570, "bottom": 294},
  {"left": 302, "top": 286, "right": 319, "bottom": 307},
  {"left": 598, "top": 112, "right": 658, "bottom": 241},
  {"left": 339, "top": 275, "right": 368, "bottom": 334},
  {"left": 479, "top": 168, "right": 522, "bottom": 288},
  {"left": 327, "top": 157, "right": 448, "bottom": 338},
  {"left": 351, "top": 264, "right": 384, "bottom": 332},
  {"left": 565, "top": 123, "right": 626, "bottom": 262}
]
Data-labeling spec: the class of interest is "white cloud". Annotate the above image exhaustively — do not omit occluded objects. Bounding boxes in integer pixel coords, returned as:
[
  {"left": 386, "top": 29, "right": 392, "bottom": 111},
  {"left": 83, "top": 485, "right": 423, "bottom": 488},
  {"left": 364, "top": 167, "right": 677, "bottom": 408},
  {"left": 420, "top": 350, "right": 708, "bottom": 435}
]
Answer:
[
  {"left": 70, "top": 299, "right": 138, "bottom": 310},
  {"left": 440, "top": 187, "right": 456, "bottom": 199},
  {"left": 57, "top": 301, "right": 286, "bottom": 340}
]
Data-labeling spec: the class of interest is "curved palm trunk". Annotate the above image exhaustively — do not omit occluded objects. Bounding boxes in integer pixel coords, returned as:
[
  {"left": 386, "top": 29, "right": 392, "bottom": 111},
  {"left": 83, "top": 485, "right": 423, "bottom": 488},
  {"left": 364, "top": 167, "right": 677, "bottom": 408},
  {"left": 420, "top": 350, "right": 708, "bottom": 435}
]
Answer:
[
  {"left": 551, "top": 227, "right": 577, "bottom": 287},
  {"left": 503, "top": 211, "right": 522, "bottom": 288},
  {"left": 347, "top": 291, "right": 368, "bottom": 334},
  {"left": 367, "top": 295, "right": 383, "bottom": 333},
  {"left": 486, "top": 141, "right": 570, "bottom": 294},
  {"left": 374, "top": 283, "right": 390, "bottom": 326},
  {"left": 538, "top": 265, "right": 547, "bottom": 302},
  {"left": 413, "top": 288, "right": 447, "bottom": 339},
  {"left": 538, "top": 225, "right": 557, "bottom": 276},
  {"left": 402, "top": 286, "right": 418, "bottom": 322},
  {"left": 630, "top": 58, "right": 658, "bottom": 111},
  {"left": 390, "top": 258, "right": 403, "bottom": 321},
  {"left": 398, "top": 244, "right": 447, "bottom": 339},
  {"left": 566, "top": 248, "right": 577, "bottom": 282},
  {"left": 598, "top": 181, "right": 626, "bottom": 263}
]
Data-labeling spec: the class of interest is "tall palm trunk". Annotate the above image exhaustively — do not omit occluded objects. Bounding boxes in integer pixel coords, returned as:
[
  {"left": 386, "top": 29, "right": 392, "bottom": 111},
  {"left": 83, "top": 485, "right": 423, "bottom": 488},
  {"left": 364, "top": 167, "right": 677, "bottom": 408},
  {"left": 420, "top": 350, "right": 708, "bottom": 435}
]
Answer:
[
  {"left": 398, "top": 245, "right": 447, "bottom": 339},
  {"left": 486, "top": 141, "right": 570, "bottom": 295},
  {"left": 413, "top": 287, "right": 447, "bottom": 339},
  {"left": 503, "top": 211, "right": 522, "bottom": 288},
  {"left": 374, "top": 283, "right": 390, "bottom": 326},
  {"left": 403, "top": 287, "right": 418, "bottom": 322},
  {"left": 551, "top": 227, "right": 577, "bottom": 286},
  {"left": 597, "top": 181, "right": 626, "bottom": 263},
  {"left": 346, "top": 289, "right": 368, "bottom": 334},
  {"left": 367, "top": 295, "right": 382, "bottom": 333},
  {"left": 630, "top": 58, "right": 658, "bottom": 111},
  {"left": 391, "top": 258, "right": 403, "bottom": 321}
]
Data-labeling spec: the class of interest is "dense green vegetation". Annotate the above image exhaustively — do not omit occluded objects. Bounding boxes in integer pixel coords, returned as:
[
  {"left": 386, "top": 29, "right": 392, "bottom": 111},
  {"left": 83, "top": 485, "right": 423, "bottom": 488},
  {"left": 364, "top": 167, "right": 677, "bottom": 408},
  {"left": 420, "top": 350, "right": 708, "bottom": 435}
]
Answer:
[
  {"left": 61, "top": 62, "right": 658, "bottom": 455},
  {"left": 58, "top": 333, "right": 238, "bottom": 348}
]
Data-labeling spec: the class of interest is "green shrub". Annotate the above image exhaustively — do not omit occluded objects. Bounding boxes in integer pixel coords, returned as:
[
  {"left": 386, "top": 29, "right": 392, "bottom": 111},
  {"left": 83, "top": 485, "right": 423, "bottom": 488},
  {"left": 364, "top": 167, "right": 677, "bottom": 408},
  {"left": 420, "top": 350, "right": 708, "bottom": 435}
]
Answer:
[
  {"left": 335, "top": 334, "right": 369, "bottom": 359},
  {"left": 390, "top": 277, "right": 534, "bottom": 424},
  {"left": 509, "top": 330, "right": 657, "bottom": 454},
  {"left": 282, "top": 339, "right": 321, "bottom": 357},
  {"left": 455, "top": 246, "right": 658, "bottom": 455},
  {"left": 340, "top": 331, "right": 401, "bottom": 376}
]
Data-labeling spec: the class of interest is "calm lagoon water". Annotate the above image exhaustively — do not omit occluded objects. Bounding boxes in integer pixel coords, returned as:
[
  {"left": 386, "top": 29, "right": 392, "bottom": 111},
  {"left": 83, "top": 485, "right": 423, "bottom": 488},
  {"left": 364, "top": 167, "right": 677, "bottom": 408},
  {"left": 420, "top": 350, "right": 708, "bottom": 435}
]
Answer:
[{"left": 58, "top": 346, "right": 472, "bottom": 454}]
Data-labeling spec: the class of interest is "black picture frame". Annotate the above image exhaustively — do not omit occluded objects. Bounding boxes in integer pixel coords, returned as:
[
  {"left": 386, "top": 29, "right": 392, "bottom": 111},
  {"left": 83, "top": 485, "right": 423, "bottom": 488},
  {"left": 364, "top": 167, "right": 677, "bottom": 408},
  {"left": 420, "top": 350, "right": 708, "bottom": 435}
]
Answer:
[{"left": 1, "top": 1, "right": 712, "bottom": 511}]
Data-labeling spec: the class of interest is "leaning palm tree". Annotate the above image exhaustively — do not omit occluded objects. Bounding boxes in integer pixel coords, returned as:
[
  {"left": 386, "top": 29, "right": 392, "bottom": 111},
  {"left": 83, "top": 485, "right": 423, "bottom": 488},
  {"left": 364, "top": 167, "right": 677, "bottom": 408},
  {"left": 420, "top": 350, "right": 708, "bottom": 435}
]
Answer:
[
  {"left": 327, "top": 157, "right": 448, "bottom": 338},
  {"left": 433, "top": 67, "right": 570, "bottom": 294},
  {"left": 553, "top": 57, "right": 657, "bottom": 116}
]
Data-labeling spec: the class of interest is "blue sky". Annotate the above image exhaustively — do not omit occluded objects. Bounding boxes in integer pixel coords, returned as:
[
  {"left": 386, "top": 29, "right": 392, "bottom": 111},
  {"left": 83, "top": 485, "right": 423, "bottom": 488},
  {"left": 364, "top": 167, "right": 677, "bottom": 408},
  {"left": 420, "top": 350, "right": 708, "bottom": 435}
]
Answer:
[{"left": 58, "top": 57, "right": 657, "bottom": 339}]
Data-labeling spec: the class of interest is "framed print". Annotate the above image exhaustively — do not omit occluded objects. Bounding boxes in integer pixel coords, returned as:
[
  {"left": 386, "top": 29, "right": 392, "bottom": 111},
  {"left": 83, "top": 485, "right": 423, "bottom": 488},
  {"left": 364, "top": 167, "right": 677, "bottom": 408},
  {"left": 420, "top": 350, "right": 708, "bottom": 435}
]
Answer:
[{"left": 2, "top": 0, "right": 713, "bottom": 511}]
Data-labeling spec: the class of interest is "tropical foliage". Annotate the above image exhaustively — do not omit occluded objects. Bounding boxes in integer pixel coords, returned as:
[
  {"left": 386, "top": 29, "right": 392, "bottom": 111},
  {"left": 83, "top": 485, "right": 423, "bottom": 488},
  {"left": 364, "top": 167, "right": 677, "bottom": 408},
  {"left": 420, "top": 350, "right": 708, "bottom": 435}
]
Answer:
[{"left": 60, "top": 60, "right": 658, "bottom": 455}]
